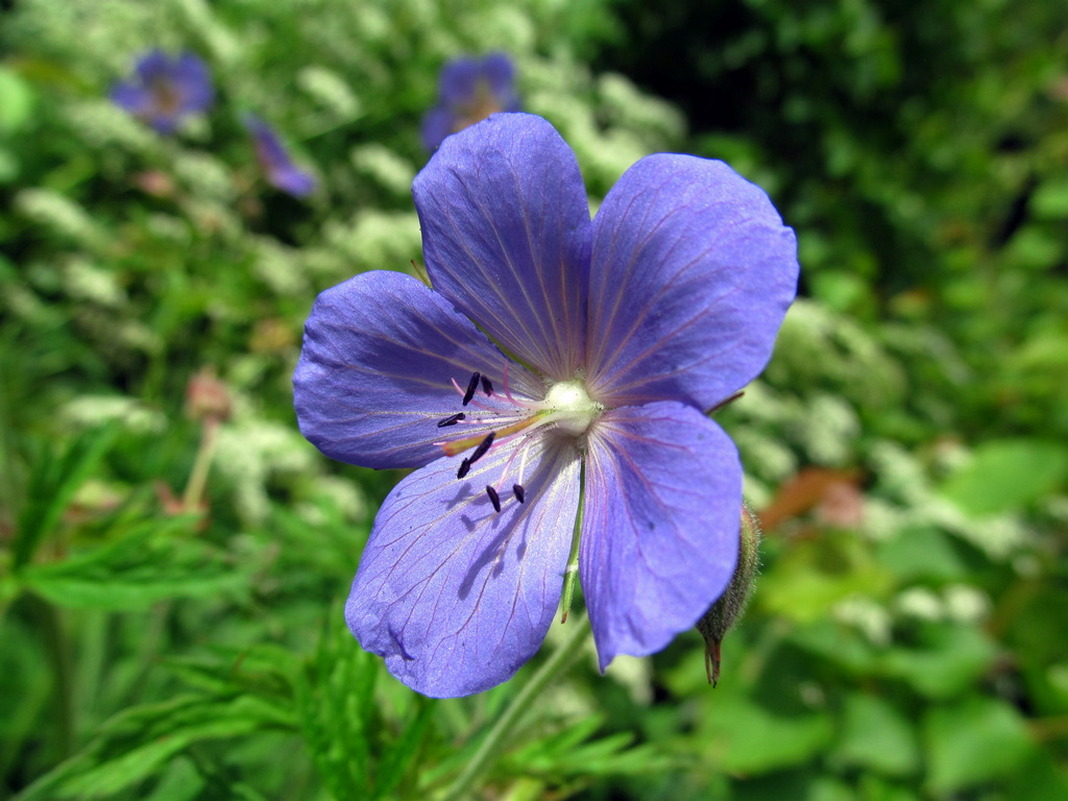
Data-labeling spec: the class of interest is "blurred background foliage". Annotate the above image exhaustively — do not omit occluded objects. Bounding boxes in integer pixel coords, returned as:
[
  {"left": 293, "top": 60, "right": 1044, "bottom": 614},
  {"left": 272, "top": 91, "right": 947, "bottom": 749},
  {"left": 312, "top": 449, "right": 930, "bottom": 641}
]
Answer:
[{"left": 1, "top": 0, "right": 1066, "bottom": 798}]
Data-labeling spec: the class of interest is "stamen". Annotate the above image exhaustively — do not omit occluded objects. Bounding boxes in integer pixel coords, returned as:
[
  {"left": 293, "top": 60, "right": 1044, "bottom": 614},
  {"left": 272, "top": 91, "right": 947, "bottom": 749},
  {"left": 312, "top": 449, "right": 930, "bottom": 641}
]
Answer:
[
  {"left": 468, "top": 432, "right": 495, "bottom": 465},
  {"left": 485, "top": 485, "right": 501, "bottom": 513},
  {"left": 512, "top": 484, "right": 525, "bottom": 503},
  {"left": 462, "top": 372, "right": 481, "bottom": 406},
  {"left": 436, "top": 412, "right": 466, "bottom": 428},
  {"left": 456, "top": 458, "right": 471, "bottom": 480},
  {"left": 480, "top": 375, "right": 494, "bottom": 396}
]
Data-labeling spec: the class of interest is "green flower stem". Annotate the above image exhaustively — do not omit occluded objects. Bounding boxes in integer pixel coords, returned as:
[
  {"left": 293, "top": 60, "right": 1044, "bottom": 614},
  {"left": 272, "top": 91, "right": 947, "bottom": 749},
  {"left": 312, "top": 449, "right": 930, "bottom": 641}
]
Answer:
[
  {"left": 181, "top": 417, "right": 219, "bottom": 514},
  {"left": 438, "top": 616, "right": 590, "bottom": 801}
]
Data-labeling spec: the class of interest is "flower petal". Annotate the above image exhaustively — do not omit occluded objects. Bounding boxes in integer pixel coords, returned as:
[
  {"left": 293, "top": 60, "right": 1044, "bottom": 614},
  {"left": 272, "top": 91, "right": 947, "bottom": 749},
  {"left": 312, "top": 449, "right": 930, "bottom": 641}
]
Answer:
[
  {"left": 420, "top": 107, "right": 454, "bottom": 152},
  {"left": 110, "top": 82, "right": 153, "bottom": 116},
  {"left": 579, "top": 402, "right": 741, "bottom": 670},
  {"left": 413, "top": 113, "right": 591, "bottom": 379},
  {"left": 437, "top": 56, "right": 482, "bottom": 105},
  {"left": 585, "top": 155, "right": 798, "bottom": 410},
  {"left": 173, "top": 52, "right": 213, "bottom": 113},
  {"left": 347, "top": 434, "right": 581, "bottom": 697},
  {"left": 480, "top": 53, "right": 519, "bottom": 107},
  {"left": 294, "top": 270, "right": 540, "bottom": 469}
]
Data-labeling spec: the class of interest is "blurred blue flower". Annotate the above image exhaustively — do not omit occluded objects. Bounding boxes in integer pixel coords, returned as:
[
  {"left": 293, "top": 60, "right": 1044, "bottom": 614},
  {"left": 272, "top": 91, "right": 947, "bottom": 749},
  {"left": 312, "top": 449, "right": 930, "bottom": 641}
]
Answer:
[
  {"left": 294, "top": 113, "right": 798, "bottom": 697},
  {"left": 421, "top": 53, "right": 521, "bottom": 152},
  {"left": 111, "top": 50, "right": 213, "bottom": 135},
  {"left": 244, "top": 114, "right": 316, "bottom": 198}
]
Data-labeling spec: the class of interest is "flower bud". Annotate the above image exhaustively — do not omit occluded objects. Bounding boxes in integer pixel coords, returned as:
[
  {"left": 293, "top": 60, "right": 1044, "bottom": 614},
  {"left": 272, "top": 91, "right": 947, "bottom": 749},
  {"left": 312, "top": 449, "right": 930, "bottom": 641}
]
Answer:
[
  {"left": 696, "top": 502, "right": 761, "bottom": 686},
  {"left": 185, "top": 366, "right": 232, "bottom": 424}
]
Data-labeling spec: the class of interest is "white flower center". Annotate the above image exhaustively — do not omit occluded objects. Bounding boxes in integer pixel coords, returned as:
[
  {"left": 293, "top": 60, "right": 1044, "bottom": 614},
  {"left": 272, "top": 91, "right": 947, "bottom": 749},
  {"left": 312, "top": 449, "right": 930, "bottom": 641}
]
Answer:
[{"left": 543, "top": 379, "right": 603, "bottom": 437}]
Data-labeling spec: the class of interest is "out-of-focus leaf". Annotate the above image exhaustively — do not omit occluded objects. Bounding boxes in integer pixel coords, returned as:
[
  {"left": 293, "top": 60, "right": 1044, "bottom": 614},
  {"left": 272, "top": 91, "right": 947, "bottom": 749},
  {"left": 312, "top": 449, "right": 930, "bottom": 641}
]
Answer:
[
  {"left": 788, "top": 619, "right": 878, "bottom": 676},
  {"left": 1031, "top": 178, "right": 1068, "bottom": 219},
  {"left": 14, "top": 425, "right": 118, "bottom": 569},
  {"left": 14, "top": 694, "right": 295, "bottom": 801},
  {"left": 939, "top": 439, "right": 1068, "bottom": 517},
  {"left": 1003, "top": 750, "right": 1068, "bottom": 801},
  {"left": 502, "top": 714, "right": 675, "bottom": 779},
  {"left": 758, "top": 532, "right": 893, "bottom": 623},
  {"left": 923, "top": 696, "right": 1036, "bottom": 795},
  {"left": 700, "top": 693, "right": 834, "bottom": 774},
  {"left": 879, "top": 622, "right": 996, "bottom": 698},
  {"left": 875, "top": 526, "right": 968, "bottom": 584},
  {"left": 831, "top": 692, "right": 919, "bottom": 776},
  {"left": 295, "top": 617, "right": 378, "bottom": 801},
  {"left": 0, "top": 67, "right": 34, "bottom": 135},
  {"left": 374, "top": 697, "right": 433, "bottom": 799},
  {"left": 21, "top": 517, "right": 248, "bottom": 609}
]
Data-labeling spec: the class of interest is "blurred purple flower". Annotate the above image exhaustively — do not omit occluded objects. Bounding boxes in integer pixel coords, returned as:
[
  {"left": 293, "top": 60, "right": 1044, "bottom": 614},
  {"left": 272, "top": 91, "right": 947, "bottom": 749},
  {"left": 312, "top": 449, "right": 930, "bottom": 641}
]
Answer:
[
  {"left": 111, "top": 50, "right": 213, "bottom": 135},
  {"left": 244, "top": 114, "right": 316, "bottom": 197},
  {"left": 294, "top": 113, "right": 798, "bottom": 697},
  {"left": 421, "top": 53, "right": 521, "bottom": 152}
]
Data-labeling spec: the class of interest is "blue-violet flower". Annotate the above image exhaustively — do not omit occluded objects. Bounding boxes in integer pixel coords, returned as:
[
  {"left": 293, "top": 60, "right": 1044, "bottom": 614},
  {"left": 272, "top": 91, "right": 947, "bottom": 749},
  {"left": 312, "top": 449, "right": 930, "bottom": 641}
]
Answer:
[
  {"left": 111, "top": 50, "right": 213, "bottom": 135},
  {"left": 421, "top": 53, "right": 521, "bottom": 152},
  {"left": 244, "top": 113, "right": 317, "bottom": 197},
  {"left": 294, "top": 113, "right": 798, "bottom": 697}
]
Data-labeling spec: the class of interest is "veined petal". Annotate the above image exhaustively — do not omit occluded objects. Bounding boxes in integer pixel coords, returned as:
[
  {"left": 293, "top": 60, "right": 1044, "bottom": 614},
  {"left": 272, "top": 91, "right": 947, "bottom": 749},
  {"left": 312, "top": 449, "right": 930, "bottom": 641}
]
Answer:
[
  {"left": 294, "top": 270, "right": 540, "bottom": 469},
  {"left": 413, "top": 113, "right": 591, "bottom": 379},
  {"left": 586, "top": 155, "right": 798, "bottom": 410},
  {"left": 347, "top": 434, "right": 581, "bottom": 697},
  {"left": 579, "top": 402, "right": 741, "bottom": 670}
]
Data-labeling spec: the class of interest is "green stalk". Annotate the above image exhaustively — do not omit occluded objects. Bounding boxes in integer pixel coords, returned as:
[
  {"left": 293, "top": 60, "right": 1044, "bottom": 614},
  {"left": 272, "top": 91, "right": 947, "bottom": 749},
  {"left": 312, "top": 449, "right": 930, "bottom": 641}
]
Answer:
[
  {"left": 181, "top": 417, "right": 219, "bottom": 514},
  {"left": 437, "top": 616, "right": 589, "bottom": 801},
  {"left": 559, "top": 461, "right": 586, "bottom": 623}
]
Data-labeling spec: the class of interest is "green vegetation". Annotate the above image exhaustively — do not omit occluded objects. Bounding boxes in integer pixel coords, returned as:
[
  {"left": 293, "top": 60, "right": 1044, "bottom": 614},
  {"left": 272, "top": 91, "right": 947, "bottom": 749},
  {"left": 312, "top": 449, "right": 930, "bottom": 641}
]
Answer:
[{"left": 2, "top": 0, "right": 1066, "bottom": 798}]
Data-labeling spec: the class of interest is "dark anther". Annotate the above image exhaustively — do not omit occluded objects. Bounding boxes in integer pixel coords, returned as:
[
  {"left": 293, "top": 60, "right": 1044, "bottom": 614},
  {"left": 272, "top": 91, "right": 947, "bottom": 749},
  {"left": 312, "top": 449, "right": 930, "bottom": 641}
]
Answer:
[
  {"left": 486, "top": 485, "right": 502, "bottom": 513},
  {"left": 462, "top": 372, "right": 481, "bottom": 406},
  {"left": 437, "top": 412, "right": 466, "bottom": 428},
  {"left": 457, "top": 458, "right": 471, "bottom": 480},
  {"left": 468, "top": 431, "right": 495, "bottom": 465},
  {"left": 480, "top": 375, "right": 494, "bottom": 396},
  {"left": 512, "top": 484, "right": 525, "bottom": 503}
]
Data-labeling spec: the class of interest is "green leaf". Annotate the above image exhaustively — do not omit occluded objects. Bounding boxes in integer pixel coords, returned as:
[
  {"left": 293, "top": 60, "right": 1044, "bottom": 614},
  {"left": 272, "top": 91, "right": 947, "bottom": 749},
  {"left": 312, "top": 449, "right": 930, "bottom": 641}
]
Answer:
[
  {"left": 502, "top": 714, "right": 675, "bottom": 781},
  {"left": 700, "top": 693, "right": 835, "bottom": 774},
  {"left": 939, "top": 439, "right": 1068, "bottom": 517},
  {"left": 875, "top": 526, "right": 968, "bottom": 584},
  {"left": 1031, "top": 178, "right": 1068, "bottom": 219},
  {"left": 878, "top": 622, "right": 996, "bottom": 699},
  {"left": 0, "top": 67, "right": 35, "bottom": 135},
  {"left": 758, "top": 532, "right": 893, "bottom": 623},
  {"left": 923, "top": 696, "right": 1036, "bottom": 795},
  {"left": 832, "top": 693, "right": 919, "bottom": 776},
  {"left": 14, "top": 425, "right": 118, "bottom": 569},
  {"left": 15, "top": 694, "right": 295, "bottom": 801},
  {"left": 21, "top": 517, "right": 248, "bottom": 610},
  {"left": 296, "top": 617, "right": 378, "bottom": 800},
  {"left": 374, "top": 697, "right": 433, "bottom": 800}
]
